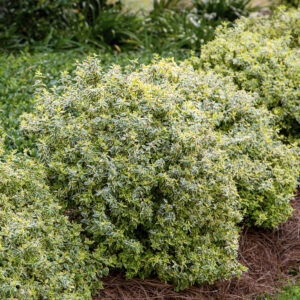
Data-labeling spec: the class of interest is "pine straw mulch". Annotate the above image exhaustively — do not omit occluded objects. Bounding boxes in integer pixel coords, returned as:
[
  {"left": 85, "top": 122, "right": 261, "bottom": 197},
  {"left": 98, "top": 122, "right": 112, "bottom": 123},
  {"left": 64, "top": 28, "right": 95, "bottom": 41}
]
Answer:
[{"left": 94, "top": 192, "right": 300, "bottom": 300}]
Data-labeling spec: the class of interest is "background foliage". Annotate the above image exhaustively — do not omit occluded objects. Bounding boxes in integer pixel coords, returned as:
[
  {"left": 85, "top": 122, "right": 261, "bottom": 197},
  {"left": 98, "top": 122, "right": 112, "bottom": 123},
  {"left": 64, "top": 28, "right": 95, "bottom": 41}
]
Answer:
[
  {"left": 0, "top": 0, "right": 253, "bottom": 52},
  {"left": 280, "top": 0, "right": 299, "bottom": 8},
  {"left": 0, "top": 52, "right": 81, "bottom": 151},
  {"left": 142, "top": 0, "right": 252, "bottom": 51},
  {"left": 191, "top": 7, "right": 300, "bottom": 143}
]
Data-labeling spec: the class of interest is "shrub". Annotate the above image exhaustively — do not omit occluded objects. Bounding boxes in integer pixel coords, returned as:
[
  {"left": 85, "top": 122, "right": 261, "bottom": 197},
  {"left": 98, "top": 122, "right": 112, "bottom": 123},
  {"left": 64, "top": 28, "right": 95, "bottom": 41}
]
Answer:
[
  {"left": 191, "top": 7, "right": 300, "bottom": 143},
  {"left": 22, "top": 56, "right": 299, "bottom": 289},
  {"left": 0, "top": 52, "right": 83, "bottom": 152},
  {"left": 0, "top": 136, "right": 102, "bottom": 299},
  {"left": 0, "top": 50, "right": 186, "bottom": 153}
]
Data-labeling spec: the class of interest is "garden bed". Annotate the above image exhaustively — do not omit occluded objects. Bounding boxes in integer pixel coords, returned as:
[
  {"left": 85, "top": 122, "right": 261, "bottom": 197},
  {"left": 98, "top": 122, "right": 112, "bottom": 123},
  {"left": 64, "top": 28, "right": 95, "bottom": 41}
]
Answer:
[{"left": 95, "top": 192, "right": 300, "bottom": 299}]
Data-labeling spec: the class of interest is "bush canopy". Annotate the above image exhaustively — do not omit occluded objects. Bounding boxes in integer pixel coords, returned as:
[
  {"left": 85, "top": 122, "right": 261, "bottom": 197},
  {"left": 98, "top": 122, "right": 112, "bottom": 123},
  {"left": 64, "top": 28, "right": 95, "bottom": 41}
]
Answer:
[
  {"left": 0, "top": 136, "right": 102, "bottom": 299},
  {"left": 22, "top": 56, "right": 299, "bottom": 289},
  {"left": 190, "top": 7, "right": 300, "bottom": 143}
]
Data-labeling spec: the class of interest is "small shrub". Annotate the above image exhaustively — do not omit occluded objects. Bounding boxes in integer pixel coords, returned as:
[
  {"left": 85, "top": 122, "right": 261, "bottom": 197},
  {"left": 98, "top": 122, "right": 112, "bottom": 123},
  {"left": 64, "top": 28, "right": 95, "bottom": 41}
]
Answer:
[
  {"left": 191, "top": 7, "right": 300, "bottom": 143},
  {"left": 0, "top": 52, "right": 82, "bottom": 151},
  {"left": 22, "top": 56, "right": 299, "bottom": 289},
  {"left": 0, "top": 50, "right": 161, "bottom": 152},
  {"left": 0, "top": 136, "right": 102, "bottom": 299}
]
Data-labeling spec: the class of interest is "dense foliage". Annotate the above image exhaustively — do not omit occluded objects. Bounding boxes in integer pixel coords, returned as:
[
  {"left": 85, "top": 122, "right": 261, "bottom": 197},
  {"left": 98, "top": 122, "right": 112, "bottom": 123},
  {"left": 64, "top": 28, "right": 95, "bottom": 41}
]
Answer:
[
  {"left": 143, "top": 0, "right": 251, "bottom": 51},
  {"left": 0, "top": 0, "right": 76, "bottom": 49},
  {"left": 0, "top": 0, "right": 140, "bottom": 50},
  {"left": 0, "top": 137, "right": 102, "bottom": 299},
  {"left": 1, "top": 2, "right": 299, "bottom": 295},
  {"left": 0, "top": 50, "right": 188, "bottom": 152},
  {"left": 0, "top": 52, "right": 82, "bottom": 151},
  {"left": 191, "top": 7, "right": 300, "bottom": 143},
  {"left": 0, "top": 0, "right": 252, "bottom": 51},
  {"left": 192, "top": 0, "right": 251, "bottom": 21},
  {"left": 22, "top": 57, "right": 299, "bottom": 289},
  {"left": 280, "top": 0, "right": 299, "bottom": 8},
  {"left": 0, "top": 0, "right": 130, "bottom": 50}
]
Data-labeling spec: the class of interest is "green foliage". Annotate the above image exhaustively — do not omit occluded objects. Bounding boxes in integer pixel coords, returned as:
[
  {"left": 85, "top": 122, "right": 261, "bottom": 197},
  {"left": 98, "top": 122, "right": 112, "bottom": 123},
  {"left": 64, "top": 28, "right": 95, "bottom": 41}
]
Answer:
[
  {"left": 279, "top": 0, "right": 299, "bottom": 8},
  {"left": 0, "top": 52, "right": 83, "bottom": 151},
  {"left": 0, "top": 0, "right": 140, "bottom": 50},
  {"left": 0, "top": 0, "right": 78, "bottom": 49},
  {"left": 192, "top": 0, "right": 251, "bottom": 21},
  {"left": 191, "top": 7, "right": 300, "bottom": 143},
  {"left": 259, "top": 284, "right": 300, "bottom": 299},
  {"left": 75, "top": 1, "right": 144, "bottom": 50},
  {"left": 143, "top": 0, "right": 251, "bottom": 51},
  {"left": 21, "top": 56, "right": 299, "bottom": 289},
  {"left": 274, "top": 285, "right": 300, "bottom": 299},
  {"left": 0, "top": 137, "right": 102, "bottom": 299},
  {"left": 0, "top": 0, "right": 252, "bottom": 52},
  {"left": 0, "top": 50, "right": 187, "bottom": 152}
]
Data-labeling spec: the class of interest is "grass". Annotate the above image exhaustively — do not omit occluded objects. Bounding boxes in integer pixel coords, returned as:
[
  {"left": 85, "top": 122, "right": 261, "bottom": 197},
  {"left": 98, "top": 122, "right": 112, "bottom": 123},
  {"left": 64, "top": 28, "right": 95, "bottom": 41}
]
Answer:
[
  {"left": 275, "top": 286, "right": 300, "bottom": 299},
  {"left": 0, "top": 51, "right": 84, "bottom": 151},
  {"left": 258, "top": 285, "right": 300, "bottom": 299}
]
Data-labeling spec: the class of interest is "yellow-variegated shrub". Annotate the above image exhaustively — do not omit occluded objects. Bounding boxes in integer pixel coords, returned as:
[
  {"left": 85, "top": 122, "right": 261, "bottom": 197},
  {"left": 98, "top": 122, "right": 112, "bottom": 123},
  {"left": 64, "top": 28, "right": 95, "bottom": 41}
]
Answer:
[
  {"left": 0, "top": 138, "right": 102, "bottom": 299},
  {"left": 21, "top": 57, "right": 299, "bottom": 290},
  {"left": 191, "top": 7, "right": 300, "bottom": 143}
]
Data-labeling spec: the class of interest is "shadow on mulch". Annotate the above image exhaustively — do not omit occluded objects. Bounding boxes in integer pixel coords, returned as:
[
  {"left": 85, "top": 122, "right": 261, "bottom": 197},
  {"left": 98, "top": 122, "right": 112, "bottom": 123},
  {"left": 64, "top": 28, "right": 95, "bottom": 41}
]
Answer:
[{"left": 94, "top": 193, "right": 300, "bottom": 300}]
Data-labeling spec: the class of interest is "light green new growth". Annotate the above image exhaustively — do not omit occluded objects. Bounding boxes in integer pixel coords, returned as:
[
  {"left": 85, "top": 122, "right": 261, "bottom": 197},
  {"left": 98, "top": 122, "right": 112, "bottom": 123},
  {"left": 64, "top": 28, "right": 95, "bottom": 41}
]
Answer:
[
  {"left": 0, "top": 137, "right": 102, "bottom": 299},
  {"left": 21, "top": 56, "right": 299, "bottom": 290},
  {"left": 191, "top": 7, "right": 300, "bottom": 143}
]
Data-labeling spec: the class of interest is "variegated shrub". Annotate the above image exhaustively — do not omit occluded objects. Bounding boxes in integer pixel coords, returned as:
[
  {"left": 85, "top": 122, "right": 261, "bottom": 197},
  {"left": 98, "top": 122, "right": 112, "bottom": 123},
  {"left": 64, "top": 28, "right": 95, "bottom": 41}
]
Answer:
[
  {"left": 21, "top": 56, "right": 299, "bottom": 290},
  {"left": 191, "top": 7, "right": 300, "bottom": 143},
  {"left": 0, "top": 137, "right": 102, "bottom": 299}
]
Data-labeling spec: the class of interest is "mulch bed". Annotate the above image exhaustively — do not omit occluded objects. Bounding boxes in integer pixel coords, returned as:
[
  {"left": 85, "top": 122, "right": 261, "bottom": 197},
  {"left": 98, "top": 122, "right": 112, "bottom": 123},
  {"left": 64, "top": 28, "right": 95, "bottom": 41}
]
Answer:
[{"left": 94, "top": 193, "right": 300, "bottom": 299}]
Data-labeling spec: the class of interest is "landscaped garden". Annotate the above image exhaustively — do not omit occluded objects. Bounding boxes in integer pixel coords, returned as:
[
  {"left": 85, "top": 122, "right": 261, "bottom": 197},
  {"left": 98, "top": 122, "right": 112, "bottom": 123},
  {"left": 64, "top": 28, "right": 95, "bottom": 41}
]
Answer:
[{"left": 0, "top": 0, "right": 299, "bottom": 299}]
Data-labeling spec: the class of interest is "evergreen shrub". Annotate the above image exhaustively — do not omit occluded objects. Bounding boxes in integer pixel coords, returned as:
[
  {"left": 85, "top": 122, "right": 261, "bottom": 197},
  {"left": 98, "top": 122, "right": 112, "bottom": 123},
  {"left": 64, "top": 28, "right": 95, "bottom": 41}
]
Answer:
[
  {"left": 21, "top": 56, "right": 299, "bottom": 289},
  {"left": 191, "top": 7, "right": 300, "bottom": 143},
  {"left": 0, "top": 51, "right": 152, "bottom": 152},
  {"left": 0, "top": 137, "right": 102, "bottom": 299},
  {"left": 0, "top": 52, "right": 82, "bottom": 151}
]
